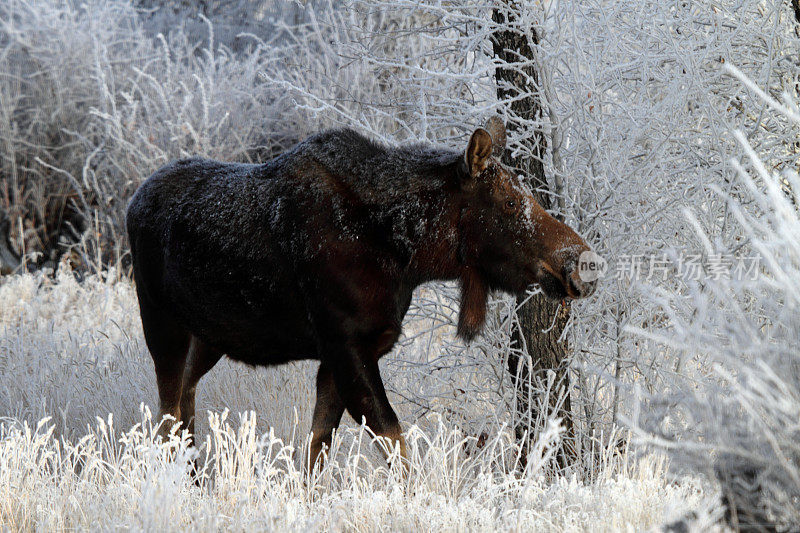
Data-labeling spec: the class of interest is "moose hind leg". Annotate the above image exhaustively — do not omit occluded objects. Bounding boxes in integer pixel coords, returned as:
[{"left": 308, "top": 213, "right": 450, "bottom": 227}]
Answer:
[
  {"left": 309, "top": 363, "right": 346, "bottom": 471},
  {"left": 328, "top": 348, "right": 408, "bottom": 465},
  {"left": 138, "top": 297, "right": 191, "bottom": 438},
  {"left": 180, "top": 336, "right": 223, "bottom": 442}
]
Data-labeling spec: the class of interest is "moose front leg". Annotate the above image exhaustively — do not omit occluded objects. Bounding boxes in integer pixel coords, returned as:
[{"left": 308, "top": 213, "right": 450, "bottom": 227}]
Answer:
[
  {"left": 309, "top": 363, "right": 345, "bottom": 471},
  {"left": 325, "top": 344, "right": 408, "bottom": 466}
]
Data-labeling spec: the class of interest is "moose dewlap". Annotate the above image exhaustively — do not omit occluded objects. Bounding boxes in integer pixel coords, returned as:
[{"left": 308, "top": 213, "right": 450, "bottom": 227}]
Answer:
[{"left": 126, "top": 118, "right": 597, "bottom": 466}]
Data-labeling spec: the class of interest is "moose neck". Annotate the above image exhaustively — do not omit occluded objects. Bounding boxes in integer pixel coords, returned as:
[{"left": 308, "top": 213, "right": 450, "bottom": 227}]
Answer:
[
  {"left": 405, "top": 198, "right": 461, "bottom": 281},
  {"left": 402, "top": 163, "right": 489, "bottom": 341}
]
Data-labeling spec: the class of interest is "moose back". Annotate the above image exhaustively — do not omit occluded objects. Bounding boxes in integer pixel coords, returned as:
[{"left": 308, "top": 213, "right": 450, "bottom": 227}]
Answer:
[{"left": 126, "top": 119, "right": 596, "bottom": 465}]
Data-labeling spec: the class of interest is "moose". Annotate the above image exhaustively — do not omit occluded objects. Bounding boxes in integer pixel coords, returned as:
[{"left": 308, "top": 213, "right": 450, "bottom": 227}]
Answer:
[{"left": 126, "top": 118, "right": 597, "bottom": 468}]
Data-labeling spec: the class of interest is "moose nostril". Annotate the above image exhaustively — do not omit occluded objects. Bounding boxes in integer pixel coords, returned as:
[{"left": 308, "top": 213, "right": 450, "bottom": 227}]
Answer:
[
  {"left": 567, "top": 268, "right": 596, "bottom": 298},
  {"left": 568, "top": 275, "right": 583, "bottom": 298}
]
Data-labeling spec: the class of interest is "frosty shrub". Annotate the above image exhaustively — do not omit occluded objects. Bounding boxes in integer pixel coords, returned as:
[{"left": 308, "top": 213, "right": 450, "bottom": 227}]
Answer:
[{"left": 632, "top": 68, "right": 800, "bottom": 530}]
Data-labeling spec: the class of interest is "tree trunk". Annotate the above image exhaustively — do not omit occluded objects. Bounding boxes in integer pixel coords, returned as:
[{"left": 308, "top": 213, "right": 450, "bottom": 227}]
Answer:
[{"left": 491, "top": 4, "right": 576, "bottom": 468}]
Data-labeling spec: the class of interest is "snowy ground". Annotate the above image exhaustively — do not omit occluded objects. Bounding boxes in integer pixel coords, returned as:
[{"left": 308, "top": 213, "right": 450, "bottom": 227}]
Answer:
[{"left": 0, "top": 271, "right": 718, "bottom": 531}]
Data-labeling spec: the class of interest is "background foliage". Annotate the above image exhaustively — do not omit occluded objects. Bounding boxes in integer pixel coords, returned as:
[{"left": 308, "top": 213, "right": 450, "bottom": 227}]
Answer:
[{"left": 1, "top": 0, "right": 799, "bottom": 528}]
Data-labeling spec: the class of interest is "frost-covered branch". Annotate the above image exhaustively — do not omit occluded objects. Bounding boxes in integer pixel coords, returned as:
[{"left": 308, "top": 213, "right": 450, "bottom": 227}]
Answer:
[{"left": 632, "top": 68, "right": 800, "bottom": 529}]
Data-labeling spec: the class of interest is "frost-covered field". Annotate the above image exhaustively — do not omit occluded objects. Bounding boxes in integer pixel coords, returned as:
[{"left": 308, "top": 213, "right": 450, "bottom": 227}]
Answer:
[{"left": 0, "top": 272, "right": 715, "bottom": 531}]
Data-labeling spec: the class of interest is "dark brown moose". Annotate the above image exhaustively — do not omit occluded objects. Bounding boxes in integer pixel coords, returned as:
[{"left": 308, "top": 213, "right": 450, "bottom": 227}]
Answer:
[{"left": 126, "top": 118, "right": 597, "bottom": 468}]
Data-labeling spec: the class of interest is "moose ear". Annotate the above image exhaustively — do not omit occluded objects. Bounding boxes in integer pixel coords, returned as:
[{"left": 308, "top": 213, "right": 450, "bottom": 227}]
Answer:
[
  {"left": 464, "top": 128, "right": 493, "bottom": 178},
  {"left": 485, "top": 116, "right": 506, "bottom": 157}
]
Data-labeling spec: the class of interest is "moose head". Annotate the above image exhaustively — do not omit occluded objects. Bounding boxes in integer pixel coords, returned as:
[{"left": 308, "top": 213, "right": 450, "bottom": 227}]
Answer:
[{"left": 456, "top": 117, "right": 598, "bottom": 339}]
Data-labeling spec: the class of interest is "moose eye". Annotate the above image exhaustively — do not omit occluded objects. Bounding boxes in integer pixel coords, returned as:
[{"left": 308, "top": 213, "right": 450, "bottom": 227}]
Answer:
[{"left": 505, "top": 200, "right": 516, "bottom": 209}]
